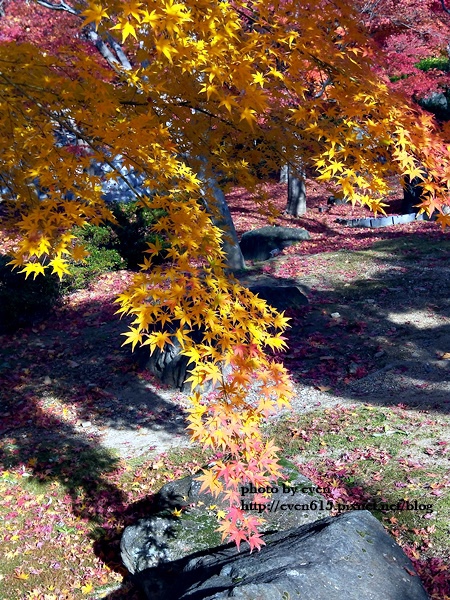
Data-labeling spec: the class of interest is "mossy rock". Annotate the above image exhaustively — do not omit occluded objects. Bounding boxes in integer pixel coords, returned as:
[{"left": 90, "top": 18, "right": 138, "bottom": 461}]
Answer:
[{"left": 121, "top": 464, "right": 328, "bottom": 574}]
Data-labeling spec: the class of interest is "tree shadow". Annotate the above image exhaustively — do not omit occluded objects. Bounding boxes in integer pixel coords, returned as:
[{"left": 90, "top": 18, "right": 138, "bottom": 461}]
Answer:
[
  {"left": 273, "top": 235, "right": 450, "bottom": 413},
  {"left": 1, "top": 233, "right": 449, "bottom": 595},
  {"left": 0, "top": 291, "right": 192, "bottom": 587}
]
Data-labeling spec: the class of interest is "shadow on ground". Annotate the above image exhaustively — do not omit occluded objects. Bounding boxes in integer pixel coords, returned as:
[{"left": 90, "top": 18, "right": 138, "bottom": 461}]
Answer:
[
  {"left": 0, "top": 293, "right": 191, "bottom": 590},
  {"left": 1, "top": 234, "right": 449, "bottom": 598},
  {"left": 243, "top": 235, "right": 450, "bottom": 413}
]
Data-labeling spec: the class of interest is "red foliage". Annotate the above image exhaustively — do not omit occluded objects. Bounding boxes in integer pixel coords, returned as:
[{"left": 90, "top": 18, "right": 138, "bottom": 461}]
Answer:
[
  {"left": 0, "top": 0, "right": 94, "bottom": 58},
  {"left": 354, "top": 0, "right": 450, "bottom": 100}
]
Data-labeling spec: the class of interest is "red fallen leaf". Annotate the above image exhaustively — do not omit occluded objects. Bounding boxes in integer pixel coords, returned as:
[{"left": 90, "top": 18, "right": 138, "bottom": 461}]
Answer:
[
  {"left": 404, "top": 567, "right": 417, "bottom": 577},
  {"left": 388, "top": 516, "right": 398, "bottom": 524}
]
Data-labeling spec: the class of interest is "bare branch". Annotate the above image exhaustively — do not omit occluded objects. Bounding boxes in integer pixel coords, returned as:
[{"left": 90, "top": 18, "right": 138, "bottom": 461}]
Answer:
[
  {"left": 441, "top": 0, "right": 450, "bottom": 16},
  {"left": 34, "top": 0, "right": 132, "bottom": 71},
  {"left": 35, "top": 0, "right": 78, "bottom": 16}
]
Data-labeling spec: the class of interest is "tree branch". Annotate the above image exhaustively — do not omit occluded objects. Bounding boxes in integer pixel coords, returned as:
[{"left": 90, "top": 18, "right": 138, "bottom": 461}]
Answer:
[
  {"left": 34, "top": 0, "right": 131, "bottom": 71},
  {"left": 441, "top": 0, "right": 450, "bottom": 16},
  {"left": 105, "top": 32, "right": 132, "bottom": 70},
  {"left": 35, "top": 0, "right": 78, "bottom": 16},
  {"left": 84, "top": 27, "right": 131, "bottom": 71}
]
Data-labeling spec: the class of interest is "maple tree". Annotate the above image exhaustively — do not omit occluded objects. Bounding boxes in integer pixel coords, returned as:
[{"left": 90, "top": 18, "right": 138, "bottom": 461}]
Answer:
[
  {"left": 355, "top": 0, "right": 450, "bottom": 104},
  {"left": 1, "top": 0, "right": 450, "bottom": 549}
]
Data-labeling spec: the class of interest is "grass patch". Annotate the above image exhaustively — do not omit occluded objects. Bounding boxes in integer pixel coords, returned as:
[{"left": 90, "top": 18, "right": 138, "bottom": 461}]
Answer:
[
  {"left": 267, "top": 404, "right": 450, "bottom": 574},
  {"left": 357, "top": 237, "right": 450, "bottom": 260},
  {"left": 0, "top": 444, "right": 206, "bottom": 600}
]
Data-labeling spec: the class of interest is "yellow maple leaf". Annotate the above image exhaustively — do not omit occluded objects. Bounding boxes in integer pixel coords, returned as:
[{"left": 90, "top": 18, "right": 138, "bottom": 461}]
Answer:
[
  {"left": 403, "top": 165, "right": 426, "bottom": 181},
  {"left": 148, "top": 330, "right": 174, "bottom": 352},
  {"left": 13, "top": 571, "right": 29, "bottom": 581},
  {"left": 268, "top": 67, "right": 284, "bottom": 80},
  {"left": 155, "top": 37, "right": 178, "bottom": 63},
  {"left": 111, "top": 18, "right": 138, "bottom": 43},
  {"left": 368, "top": 199, "right": 388, "bottom": 216},
  {"left": 327, "top": 159, "right": 345, "bottom": 176},
  {"left": 218, "top": 95, "right": 239, "bottom": 113},
  {"left": 49, "top": 257, "right": 70, "bottom": 280},
  {"left": 200, "top": 83, "right": 218, "bottom": 100},
  {"left": 436, "top": 212, "right": 450, "bottom": 228},
  {"left": 141, "top": 9, "right": 159, "bottom": 28},
  {"left": 81, "top": 583, "right": 93, "bottom": 595},
  {"left": 272, "top": 312, "right": 290, "bottom": 330},
  {"left": 19, "top": 263, "right": 46, "bottom": 279},
  {"left": 145, "top": 238, "right": 163, "bottom": 256},
  {"left": 81, "top": 3, "right": 109, "bottom": 29},
  {"left": 71, "top": 244, "right": 89, "bottom": 262},
  {"left": 162, "top": 0, "right": 192, "bottom": 35},
  {"left": 182, "top": 345, "right": 202, "bottom": 365},
  {"left": 123, "top": 0, "right": 143, "bottom": 21},
  {"left": 121, "top": 328, "right": 143, "bottom": 351},
  {"left": 251, "top": 71, "right": 265, "bottom": 88},
  {"left": 198, "top": 469, "right": 223, "bottom": 497},
  {"left": 185, "top": 368, "right": 205, "bottom": 390},
  {"left": 239, "top": 107, "right": 257, "bottom": 127}
]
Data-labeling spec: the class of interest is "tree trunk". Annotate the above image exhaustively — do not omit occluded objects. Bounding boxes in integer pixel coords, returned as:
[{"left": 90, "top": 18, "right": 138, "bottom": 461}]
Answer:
[
  {"left": 279, "top": 164, "right": 289, "bottom": 184},
  {"left": 401, "top": 175, "right": 422, "bottom": 214},
  {"left": 286, "top": 163, "right": 306, "bottom": 216},
  {"left": 197, "top": 168, "right": 246, "bottom": 272}
]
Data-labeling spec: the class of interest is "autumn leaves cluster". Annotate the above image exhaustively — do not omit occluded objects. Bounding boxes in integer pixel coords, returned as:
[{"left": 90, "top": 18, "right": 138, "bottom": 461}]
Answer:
[{"left": 1, "top": 0, "right": 450, "bottom": 547}]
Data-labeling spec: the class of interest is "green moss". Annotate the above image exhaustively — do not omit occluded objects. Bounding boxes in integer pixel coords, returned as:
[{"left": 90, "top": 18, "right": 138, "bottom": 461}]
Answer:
[
  {"left": 173, "top": 509, "right": 222, "bottom": 552},
  {"left": 415, "top": 56, "right": 450, "bottom": 72},
  {"left": 389, "top": 74, "right": 409, "bottom": 82}
]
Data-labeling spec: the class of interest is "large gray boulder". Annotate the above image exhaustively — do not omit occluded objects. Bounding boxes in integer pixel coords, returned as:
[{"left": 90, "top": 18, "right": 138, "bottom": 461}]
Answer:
[
  {"left": 121, "top": 471, "right": 329, "bottom": 574},
  {"left": 250, "top": 284, "right": 308, "bottom": 311},
  {"left": 419, "top": 91, "right": 450, "bottom": 120},
  {"left": 132, "top": 510, "right": 429, "bottom": 600},
  {"left": 240, "top": 226, "right": 310, "bottom": 261}
]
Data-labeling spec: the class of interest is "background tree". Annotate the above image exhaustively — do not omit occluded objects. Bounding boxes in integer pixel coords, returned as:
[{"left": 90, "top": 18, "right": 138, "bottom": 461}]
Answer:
[
  {"left": 353, "top": 0, "right": 450, "bottom": 210},
  {"left": 355, "top": 0, "right": 450, "bottom": 107},
  {"left": 0, "top": 0, "right": 131, "bottom": 69},
  {"left": 286, "top": 161, "right": 307, "bottom": 217},
  {"left": 1, "top": 0, "right": 450, "bottom": 549}
]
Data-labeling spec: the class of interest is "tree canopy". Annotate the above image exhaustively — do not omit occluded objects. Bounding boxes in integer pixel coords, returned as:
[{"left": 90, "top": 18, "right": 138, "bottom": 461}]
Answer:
[
  {"left": 355, "top": 0, "right": 450, "bottom": 103},
  {"left": 1, "top": 0, "right": 450, "bottom": 548}
]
